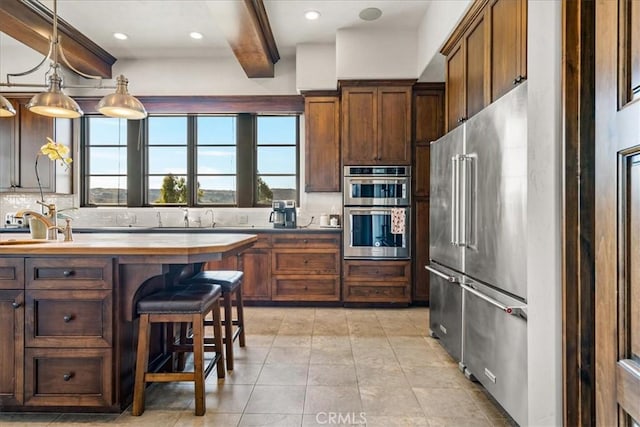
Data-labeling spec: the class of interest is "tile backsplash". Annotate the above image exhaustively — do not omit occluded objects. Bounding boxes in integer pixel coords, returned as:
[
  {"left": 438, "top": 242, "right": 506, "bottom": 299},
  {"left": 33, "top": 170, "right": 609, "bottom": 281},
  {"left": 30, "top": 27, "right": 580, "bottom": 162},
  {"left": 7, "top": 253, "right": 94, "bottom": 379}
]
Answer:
[{"left": 0, "top": 192, "right": 343, "bottom": 229}]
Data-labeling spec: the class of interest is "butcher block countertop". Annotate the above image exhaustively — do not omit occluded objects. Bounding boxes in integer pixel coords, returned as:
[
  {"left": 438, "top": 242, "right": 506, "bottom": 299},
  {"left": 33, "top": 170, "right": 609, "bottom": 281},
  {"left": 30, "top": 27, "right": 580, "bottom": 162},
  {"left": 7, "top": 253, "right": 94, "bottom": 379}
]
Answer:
[{"left": 0, "top": 232, "right": 257, "bottom": 259}]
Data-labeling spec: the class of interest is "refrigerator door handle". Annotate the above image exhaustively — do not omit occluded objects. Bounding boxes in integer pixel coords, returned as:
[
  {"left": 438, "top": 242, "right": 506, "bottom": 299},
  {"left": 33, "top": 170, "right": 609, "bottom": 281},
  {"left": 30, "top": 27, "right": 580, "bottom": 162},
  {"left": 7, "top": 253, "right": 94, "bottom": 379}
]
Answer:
[
  {"left": 451, "top": 155, "right": 459, "bottom": 246},
  {"left": 461, "top": 284, "right": 527, "bottom": 318},
  {"left": 425, "top": 265, "right": 458, "bottom": 283},
  {"left": 458, "top": 154, "right": 468, "bottom": 247}
]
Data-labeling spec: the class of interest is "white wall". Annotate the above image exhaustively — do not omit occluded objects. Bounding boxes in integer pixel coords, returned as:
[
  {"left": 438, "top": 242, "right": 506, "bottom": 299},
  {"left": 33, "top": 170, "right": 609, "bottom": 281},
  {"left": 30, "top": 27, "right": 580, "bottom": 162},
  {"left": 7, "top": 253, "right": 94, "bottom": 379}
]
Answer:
[
  {"left": 296, "top": 43, "right": 337, "bottom": 91},
  {"left": 526, "top": 1, "right": 563, "bottom": 425},
  {"left": 336, "top": 28, "right": 417, "bottom": 79}
]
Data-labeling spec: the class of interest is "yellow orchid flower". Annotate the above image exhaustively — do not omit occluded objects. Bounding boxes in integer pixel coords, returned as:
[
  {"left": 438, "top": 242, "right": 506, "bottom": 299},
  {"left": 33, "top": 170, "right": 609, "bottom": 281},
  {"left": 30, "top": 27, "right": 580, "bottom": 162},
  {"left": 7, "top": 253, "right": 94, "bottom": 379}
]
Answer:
[{"left": 39, "top": 137, "right": 72, "bottom": 170}]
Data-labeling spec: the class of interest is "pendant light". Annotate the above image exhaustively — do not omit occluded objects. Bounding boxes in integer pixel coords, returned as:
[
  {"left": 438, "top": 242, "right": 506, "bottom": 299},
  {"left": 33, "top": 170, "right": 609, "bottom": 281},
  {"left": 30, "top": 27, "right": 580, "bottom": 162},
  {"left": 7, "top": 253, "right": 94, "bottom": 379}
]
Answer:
[{"left": 0, "top": 0, "right": 146, "bottom": 120}]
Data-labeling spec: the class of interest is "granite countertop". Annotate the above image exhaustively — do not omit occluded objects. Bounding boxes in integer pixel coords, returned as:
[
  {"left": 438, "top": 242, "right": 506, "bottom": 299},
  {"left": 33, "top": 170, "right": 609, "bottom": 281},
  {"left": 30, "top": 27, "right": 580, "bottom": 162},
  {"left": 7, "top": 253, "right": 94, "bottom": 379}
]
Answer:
[
  {"left": 0, "top": 232, "right": 257, "bottom": 255},
  {"left": 1, "top": 225, "right": 342, "bottom": 234}
]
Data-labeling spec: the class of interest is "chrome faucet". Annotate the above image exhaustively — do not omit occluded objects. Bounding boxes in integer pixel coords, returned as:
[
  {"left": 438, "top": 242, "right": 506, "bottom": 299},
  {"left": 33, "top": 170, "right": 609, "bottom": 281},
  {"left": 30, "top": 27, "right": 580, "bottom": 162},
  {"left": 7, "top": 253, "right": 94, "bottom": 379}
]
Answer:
[
  {"left": 15, "top": 209, "right": 55, "bottom": 229},
  {"left": 204, "top": 209, "right": 215, "bottom": 228},
  {"left": 182, "top": 208, "right": 189, "bottom": 227}
]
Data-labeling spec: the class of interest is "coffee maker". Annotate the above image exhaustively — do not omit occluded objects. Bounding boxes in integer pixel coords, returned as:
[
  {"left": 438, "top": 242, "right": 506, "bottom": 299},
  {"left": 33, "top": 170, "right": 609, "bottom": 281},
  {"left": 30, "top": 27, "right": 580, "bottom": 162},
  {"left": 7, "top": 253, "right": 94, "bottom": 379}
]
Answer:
[{"left": 269, "top": 200, "right": 297, "bottom": 229}]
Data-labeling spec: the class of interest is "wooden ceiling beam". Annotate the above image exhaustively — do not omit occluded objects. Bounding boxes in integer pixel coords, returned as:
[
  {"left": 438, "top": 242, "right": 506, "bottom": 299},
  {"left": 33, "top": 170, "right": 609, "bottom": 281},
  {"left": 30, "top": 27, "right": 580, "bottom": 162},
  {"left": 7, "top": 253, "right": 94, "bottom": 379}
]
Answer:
[
  {"left": 0, "top": 0, "right": 115, "bottom": 78},
  {"left": 214, "top": 0, "right": 280, "bottom": 78}
]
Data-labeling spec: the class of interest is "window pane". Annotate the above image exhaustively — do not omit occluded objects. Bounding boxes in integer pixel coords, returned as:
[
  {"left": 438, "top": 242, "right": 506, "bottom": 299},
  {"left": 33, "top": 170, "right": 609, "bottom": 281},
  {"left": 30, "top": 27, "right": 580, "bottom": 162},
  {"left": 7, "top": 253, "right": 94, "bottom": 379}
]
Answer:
[
  {"left": 89, "top": 147, "right": 126, "bottom": 174},
  {"left": 197, "top": 116, "right": 236, "bottom": 145},
  {"left": 87, "top": 176, "right": 127, "bottom": 205},
  {"left": 257, "top": 175, "right": 296, "bottom": 204},
  {"left": 257, "top": 116, "right": 297, "bottom": 145},
  {"left": 257, "top": 147, "right": 296, "bottom": 174},
  {"left": 197, "top": 147, "right": 236, "bottom": 174},
  {"left": 148, "top": 175, "right": 188, "bottom": 204},
  {"left": 88, "top": 117, "right": 127, "bottom": 146},
  {"left": 148, "top": 147, "right": 187, "bottom": 174},
  {"left": 197, "top": 176, "right": 236, "bottom": 204},
  {"left": 148, "top": 117, "right": 188, "bottom": 145}
]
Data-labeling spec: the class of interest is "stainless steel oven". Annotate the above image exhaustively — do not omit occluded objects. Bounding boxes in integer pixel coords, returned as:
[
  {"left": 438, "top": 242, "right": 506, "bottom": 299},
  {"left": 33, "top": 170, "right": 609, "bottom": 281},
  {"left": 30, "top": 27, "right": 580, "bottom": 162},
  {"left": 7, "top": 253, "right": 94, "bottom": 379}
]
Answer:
[
  {"left": 343, "top": 166, "right": 410, "bottom": 206},
  {"left": 343, "top": 206, "right": 410, "bottom": 259},
  {"left": 343, "top": 164, "right": 411, "bottom": 260}
]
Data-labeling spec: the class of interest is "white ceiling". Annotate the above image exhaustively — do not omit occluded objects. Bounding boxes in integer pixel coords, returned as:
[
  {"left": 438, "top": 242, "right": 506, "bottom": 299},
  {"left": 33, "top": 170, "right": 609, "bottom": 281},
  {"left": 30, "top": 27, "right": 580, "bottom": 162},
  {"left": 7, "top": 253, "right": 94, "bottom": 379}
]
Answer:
[{"left": 20, "top": 0, "right": 434, "bottom": 59}]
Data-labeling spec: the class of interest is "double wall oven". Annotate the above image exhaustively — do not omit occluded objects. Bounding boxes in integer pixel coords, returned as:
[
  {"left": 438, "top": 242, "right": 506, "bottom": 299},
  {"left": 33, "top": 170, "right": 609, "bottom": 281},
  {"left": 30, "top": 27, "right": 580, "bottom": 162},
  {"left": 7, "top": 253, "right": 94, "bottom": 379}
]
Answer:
[{"left": 343, "top": 166, "right": 411, "bottom": 259}]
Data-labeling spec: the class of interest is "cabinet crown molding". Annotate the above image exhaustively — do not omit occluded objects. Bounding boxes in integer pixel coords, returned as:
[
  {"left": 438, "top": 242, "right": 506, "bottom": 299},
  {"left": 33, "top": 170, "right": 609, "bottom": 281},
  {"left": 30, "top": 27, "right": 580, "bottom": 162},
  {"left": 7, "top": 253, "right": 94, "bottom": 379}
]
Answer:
[{"left": 440, "top": 0, "right": 491, "bottom": 56}]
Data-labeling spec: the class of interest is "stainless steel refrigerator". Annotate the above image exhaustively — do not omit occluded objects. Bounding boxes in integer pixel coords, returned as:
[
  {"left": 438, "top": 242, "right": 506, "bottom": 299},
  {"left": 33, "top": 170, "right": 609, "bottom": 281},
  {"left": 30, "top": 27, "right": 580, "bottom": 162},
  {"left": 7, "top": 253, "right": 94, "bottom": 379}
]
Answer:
[{"left": 427, "top": 82, "right": 528, "bottom": 426}]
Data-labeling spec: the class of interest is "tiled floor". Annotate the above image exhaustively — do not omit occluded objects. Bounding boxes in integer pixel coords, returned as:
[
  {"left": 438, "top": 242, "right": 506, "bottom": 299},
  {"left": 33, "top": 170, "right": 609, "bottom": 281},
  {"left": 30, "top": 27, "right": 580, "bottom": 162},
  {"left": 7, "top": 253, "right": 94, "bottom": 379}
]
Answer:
[{"left": 0, "top": 307, "right": 514, "bottom": 427}]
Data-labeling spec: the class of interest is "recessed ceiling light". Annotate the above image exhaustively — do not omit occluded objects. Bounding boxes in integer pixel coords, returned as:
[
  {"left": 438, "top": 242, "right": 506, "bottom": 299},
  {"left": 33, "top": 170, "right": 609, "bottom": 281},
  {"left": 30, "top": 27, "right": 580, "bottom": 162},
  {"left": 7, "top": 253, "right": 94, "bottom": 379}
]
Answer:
[
  {"left": 304, "top": 10, "right": 321, "bottom": 20},
  {"left": 113, "top": 32, "right": 128, "bottom": 40},
  {"left": 359, "top": 7, "right": 383, "bottom": 21},
  {"left": 189, "top": 32, "right": 204, "bottom": 40}
]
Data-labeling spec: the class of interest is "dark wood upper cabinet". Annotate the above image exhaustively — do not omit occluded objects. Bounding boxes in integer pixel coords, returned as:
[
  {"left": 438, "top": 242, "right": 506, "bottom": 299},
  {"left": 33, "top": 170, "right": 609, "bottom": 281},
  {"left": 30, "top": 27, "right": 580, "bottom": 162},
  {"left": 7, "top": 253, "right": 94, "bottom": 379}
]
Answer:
[
  {"left": 341, "top": 81, "right": 413, "bottom": 165},
  {"left": 304, "top": 93, "right": 340, "bottom": 192},
  {"left": 441, "top": 0, "right": 527, "bottom": 132}
]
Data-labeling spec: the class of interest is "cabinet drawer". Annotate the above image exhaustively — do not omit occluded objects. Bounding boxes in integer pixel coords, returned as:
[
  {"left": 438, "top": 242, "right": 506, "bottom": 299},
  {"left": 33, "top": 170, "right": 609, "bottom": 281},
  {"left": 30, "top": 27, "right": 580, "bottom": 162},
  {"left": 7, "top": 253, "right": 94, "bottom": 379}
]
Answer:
[
  {"left": 0, "top": 258, "right": 24, "bottom": 290},
  {"left": 272, "top": 233, "right": 340, "bottom": 248},
  {"left": 26, "top": 257, "right": 113, "bottom": 290},
  {"left": 343, "top": 260, "right": 410, "bottom": 282},
  {"left": 24, "top": 348, "right": 112, "bottom": 407},
  {"left": 25, "top": 290, "right": 112, "bottom": 347},
  {"left": 272, "top": 249, "right": 340, "bottom": 275},
  {"left": 272, "top": 276, "right": 340, "bottom": 301},
  {"left": 343, "top": 282, "right": 410, "bottom": 303}
]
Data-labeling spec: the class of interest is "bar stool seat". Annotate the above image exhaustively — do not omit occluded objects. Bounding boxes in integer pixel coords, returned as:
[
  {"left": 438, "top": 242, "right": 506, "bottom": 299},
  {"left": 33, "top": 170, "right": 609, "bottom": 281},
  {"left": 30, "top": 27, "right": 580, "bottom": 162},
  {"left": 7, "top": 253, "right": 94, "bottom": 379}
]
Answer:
[
  {"left": 133, "top": 283, "right": 224, "bottom": 417},
  {"left": 181, "top": 270, "right": 245, "bottom": 371}
]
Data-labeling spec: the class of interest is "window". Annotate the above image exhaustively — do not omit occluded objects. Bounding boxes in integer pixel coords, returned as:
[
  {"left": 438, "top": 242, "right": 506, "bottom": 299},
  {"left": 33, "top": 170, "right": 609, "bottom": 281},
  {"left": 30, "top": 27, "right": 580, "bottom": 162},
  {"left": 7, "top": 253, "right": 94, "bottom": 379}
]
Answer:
[
  {"left": 81, "top": 113, "right": 298, "bottom": 207},
  {"left": 82, "top": 117, "right": 128, "bottom": 205}
]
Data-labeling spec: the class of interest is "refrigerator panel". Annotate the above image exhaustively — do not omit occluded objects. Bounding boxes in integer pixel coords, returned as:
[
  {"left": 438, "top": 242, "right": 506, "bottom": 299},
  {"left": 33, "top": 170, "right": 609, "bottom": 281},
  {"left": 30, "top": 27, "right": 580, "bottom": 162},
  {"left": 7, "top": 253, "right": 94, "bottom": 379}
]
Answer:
[
  {"left": 463, "top": 279, "right": 528, "bottom": 426},
  {"left": 429, "top": 124, "right": 465, "bottom": 271},
  {"left": 427, "top": 264, "right": 463, "bottom": 363},
  {"left": 463, "top": 82, "right": 528, "bottom": 300}
]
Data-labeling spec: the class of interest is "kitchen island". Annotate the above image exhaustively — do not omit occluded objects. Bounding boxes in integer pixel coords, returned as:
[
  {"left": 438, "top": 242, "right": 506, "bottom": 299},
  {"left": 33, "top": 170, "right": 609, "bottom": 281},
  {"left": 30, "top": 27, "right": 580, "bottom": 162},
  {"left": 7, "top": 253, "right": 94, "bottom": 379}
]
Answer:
[{"left": 0, "top": 233, "right": 256, "bottom": 413}]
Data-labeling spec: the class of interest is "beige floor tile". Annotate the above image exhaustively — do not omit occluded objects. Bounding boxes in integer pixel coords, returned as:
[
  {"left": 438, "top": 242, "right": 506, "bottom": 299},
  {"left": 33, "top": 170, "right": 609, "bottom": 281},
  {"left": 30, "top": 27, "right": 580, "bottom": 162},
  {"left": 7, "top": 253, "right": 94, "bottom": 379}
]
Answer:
[
  {"left": 256, "top": 363, "right": 308, "bottom": 385},
  {"left": 115, "top": 410, "right": 183, "bottom": 425},
  {"left": 466, "top": 389, "right": 511, "bottom": 420},
  {"left": 0, "top": 413, "right": 61, "bottom": 426},
  {"left": 394, "top": 346, "right": 449, "bottom": 367},
  {"left": 174, "top": 412, "right": 242, "bottom": 427},
  {"left": 308, "top": 364, "right": 357, "bottom": 386},
  {"left": 349, "top": 336, "right": 391, "bottom": 349},
  {"left": 355, "top": 363, "right": 409, "bottom": 387},
  {"left": 301, "top": 413, "right": 366, "bottom": 426},
  {"left": 248, "top": 323, "right": 281, "bottom": 335},
  {"left": 359, "top": 386, "right": 424, "bottom": 416},
  {"left": 278, "top": 323, "right": 315, "bottom": 335},
  {"left": 238, "top": 413, "right": 302, "bottom": 426},
  {"left": 143, "top": 382, "right": 195, "bottom": 410},
  {"left": 387, "top": 336, "right": 432, "bottom": 350},
  {"left": 212, "top": 363, "right": 263, "bottom": 385},
  {"left": 244, "top": 385, "right": 306, "bottom": 414},
  {"left": 200, "top": 384, "right": 254, "bottom": 414},
  {"left": 243, "top": 334, "right": 276, "bottom": 347},
  {"left": 232, "top": 346, "right": 270, "bottom": 365},
  {"left": 351, "top": 346, "right": 399, "bottom": 367},
  {"left": 303, "top": 385, "right": 362, "bottom": 415},
  {"left": 50, "top": 413, "right": 120, "bottom": 424},
  {"left": 272, "top": 335, "right": 312, "bottom": 347},
  {"left": 313, "top": 322, "right": 350, "bottom": 335},
  {"left": 310, "top": 345, "right": 354, "bottom": 365},
  {"left": 311, "top": 335, "right": 352, "bottom": 349},
  {"left": 413, "top": 387, "right": 485, "bottom": 418},
  {"left": 402, "top": 366, "right": 467, "bottom": 388},
  {"left": 365, "top": 415, "right": 428, "bottom": 426},
  {"left": 427, "top": 417, "right": 493, "bottom": 427},
  {"left": 265, "top": 346, "right": 311, "bottom": 364},
  {"left": 347, "top": 323, "right": 385, "bottom": 336}
]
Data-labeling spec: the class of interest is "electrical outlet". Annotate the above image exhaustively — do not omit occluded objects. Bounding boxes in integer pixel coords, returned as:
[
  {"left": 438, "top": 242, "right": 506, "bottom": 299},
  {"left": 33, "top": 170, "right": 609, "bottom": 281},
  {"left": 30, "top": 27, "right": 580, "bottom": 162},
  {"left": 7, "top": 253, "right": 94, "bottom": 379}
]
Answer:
[
  {"left": 5, "top": 213, "right": 25, "bottom": 227},
  {"left": 237, "top": 214, "right": 248, "bottom": 224}
]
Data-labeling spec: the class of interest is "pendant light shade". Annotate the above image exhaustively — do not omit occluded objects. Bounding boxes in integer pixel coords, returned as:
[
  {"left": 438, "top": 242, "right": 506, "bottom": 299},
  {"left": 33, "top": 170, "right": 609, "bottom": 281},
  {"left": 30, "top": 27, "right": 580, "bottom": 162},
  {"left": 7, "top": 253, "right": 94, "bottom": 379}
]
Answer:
[
  {"left": 97, "top": 75, "right": 147, "bottom": 120},
  {"left": 0, "top": 95, "right": 16, "bottom": 117},
  {"left": 26, "top": 73, "right": 83, "bottom": 118}
]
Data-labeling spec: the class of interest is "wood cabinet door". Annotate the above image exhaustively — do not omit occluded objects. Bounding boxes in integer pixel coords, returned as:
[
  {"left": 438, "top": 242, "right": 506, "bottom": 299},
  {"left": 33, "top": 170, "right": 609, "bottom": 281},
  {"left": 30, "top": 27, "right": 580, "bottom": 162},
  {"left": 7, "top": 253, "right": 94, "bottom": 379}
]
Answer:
[
  {"left": 413, "top": 199, "right": 430, "bottom": 302},
  {"left": 18, "top": 102, "right": 55, "bottom": 192},
  {"left": 0, "top": 289, "right": 24, "bottom": 406},
  {"left": 465, "top": 12, "right": 488, "bottom": 120},
  {"left": 490, "top": 0, "right": 527, "bottom": 102},
  {"left": 0, "top": 99, "right": 18, "bottom": 191},
  {"left": 304, "top": 95, "right": 340, "bottom": 192},
  {"left": 377, "top": 86, "right": 412, "bottom": 165},
  {"left": 413, "top": 88, "right": 445, "bottom": 145},
  {"left": 446, "top": 41, "right": 466, "bottom": 131},
  {"left": 342, "top": 87, "right": 377, "bottom": 165},
  {"left": 239, "top": 248, "right": 271, "bottom": 300}
]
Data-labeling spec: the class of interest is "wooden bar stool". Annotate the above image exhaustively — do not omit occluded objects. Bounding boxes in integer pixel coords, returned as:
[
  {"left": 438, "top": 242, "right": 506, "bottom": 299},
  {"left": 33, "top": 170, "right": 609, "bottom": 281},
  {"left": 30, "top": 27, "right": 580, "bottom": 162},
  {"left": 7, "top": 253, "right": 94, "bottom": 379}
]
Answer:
[
  {"left": 132, "top": 283, "right": 224, "bottom": 416},
  {"left": 181, "top": 270, "right": 245, "bottom": 371}
]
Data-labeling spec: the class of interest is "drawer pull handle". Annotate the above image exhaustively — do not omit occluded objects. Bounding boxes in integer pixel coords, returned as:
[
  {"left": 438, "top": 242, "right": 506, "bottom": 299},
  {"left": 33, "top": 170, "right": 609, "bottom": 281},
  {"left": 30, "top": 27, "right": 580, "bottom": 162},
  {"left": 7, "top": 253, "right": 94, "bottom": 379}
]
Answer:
[
  {"left": 12, "top": 302, "right": 21, "bottom": 309},
  {"left": 63, "top": 315, "right": 73, "bottom": 322},
  {"left": 303, "top": 239, "right": 308, "bottom": 244},
  {"left": 63, "top": 373, "right": 73, "bottom": 381},
  {"left": 303, "top": 259, "right": 308, "bottom": 264},
  {"left": 304, "top": 286, "right": 308, "bottom": 291},
  {"left": 62, "top": 270, "right": 74, "bottom": 277}
]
